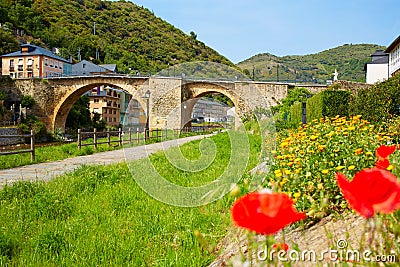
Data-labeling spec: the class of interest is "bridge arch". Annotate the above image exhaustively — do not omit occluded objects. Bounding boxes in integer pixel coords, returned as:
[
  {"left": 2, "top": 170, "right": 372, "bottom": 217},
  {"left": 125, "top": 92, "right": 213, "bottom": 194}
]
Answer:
[{"left": 52, "top": 77, "right": 149, "bottom": 131}]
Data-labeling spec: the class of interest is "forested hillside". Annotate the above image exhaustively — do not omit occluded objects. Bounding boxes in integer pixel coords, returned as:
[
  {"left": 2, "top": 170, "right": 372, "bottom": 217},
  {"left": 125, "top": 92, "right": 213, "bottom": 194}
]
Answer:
[
  {"left": 238, "top": 44, "right": 386, "bottom": 83},
  {"left": 0, "top": 0, "right": 233, "bottom": 74}
]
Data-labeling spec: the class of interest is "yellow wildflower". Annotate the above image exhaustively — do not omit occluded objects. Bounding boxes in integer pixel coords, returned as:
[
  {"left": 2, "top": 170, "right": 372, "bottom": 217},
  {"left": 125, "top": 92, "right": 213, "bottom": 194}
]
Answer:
[
  {"left": 348, "top": 165, "right": 356, "bottom": 171},
  {"left": 321, "top": 169, "right": 329, "bottom": 175},
  {"left": 387, "top": 165, "right": 394, "bottom": 171},
  {"left": 336, "top": 166, "right": 345, "bottom": 171},
  {"left": 354, "top": 148, "right": 363, "bottom": 155},
  {"left": 293, "top": 192, "right": 301, "bottom": 198}
]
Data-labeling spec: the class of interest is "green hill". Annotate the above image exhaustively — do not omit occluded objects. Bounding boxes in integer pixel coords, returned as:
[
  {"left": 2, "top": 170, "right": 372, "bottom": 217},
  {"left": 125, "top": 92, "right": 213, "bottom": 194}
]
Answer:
[
  {"left": 0, "top": 0, "right": 234, "bottom": 74},
  {"left": 237, "top": 44, "right": 386, "bottom": 83}
]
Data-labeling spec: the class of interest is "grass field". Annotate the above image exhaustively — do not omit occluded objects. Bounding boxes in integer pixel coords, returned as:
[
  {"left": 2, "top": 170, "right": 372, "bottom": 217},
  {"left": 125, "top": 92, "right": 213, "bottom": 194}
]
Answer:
[{"left": 0, "top": 131, "right": 262, "bottom": 266}]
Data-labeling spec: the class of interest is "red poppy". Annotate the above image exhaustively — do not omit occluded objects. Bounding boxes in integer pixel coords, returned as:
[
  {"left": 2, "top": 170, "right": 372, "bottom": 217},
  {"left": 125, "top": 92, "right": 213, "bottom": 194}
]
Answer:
[
  {"left": 231, "top": 191, "right": 306, "bottom": 235},
  {"left": 376, "top": 145, "right": 396, "bottom": 159},
  {"left": 272, "top": 243, "right": 289, "bottom": 252},
  {"left": 336, "top": 167, "right": 400, "bottom": 218},
  {"left": 375, "top": 145, "right": 396, "bottom": 169}
]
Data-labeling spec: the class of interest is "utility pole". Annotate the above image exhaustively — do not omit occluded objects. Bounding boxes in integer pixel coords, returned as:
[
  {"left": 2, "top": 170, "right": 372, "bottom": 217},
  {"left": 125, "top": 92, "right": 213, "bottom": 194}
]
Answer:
[{"left": 78, "top": 47, "right": 81, "bottom": 61}]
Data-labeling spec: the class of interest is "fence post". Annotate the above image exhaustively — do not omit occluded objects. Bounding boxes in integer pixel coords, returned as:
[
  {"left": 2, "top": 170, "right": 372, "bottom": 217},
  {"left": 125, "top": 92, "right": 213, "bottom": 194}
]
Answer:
[
  {"left": 119, "top": 128, "right": 122, "bottom": 146},
  {"left": 93, "top": 128, "right": 97, "bottom": 150},
  {"left": 129, "top": 128, "right": 132, "bottom": 144},
  {"left": 78, "top": 129, "right": 82, "bottom": 150},
  {"left": 107, "top": 128, "right": 111, "bottom": 147},
  {"left": 30, "top": 129, "right": 35, "bottom": 162},
  {"left": 137, "top": 128, "right": 140, "bottom": 144}
]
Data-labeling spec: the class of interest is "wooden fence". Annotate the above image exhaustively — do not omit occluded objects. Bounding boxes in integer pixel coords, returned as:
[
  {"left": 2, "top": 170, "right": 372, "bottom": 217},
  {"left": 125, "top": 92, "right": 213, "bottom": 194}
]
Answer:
[
  {"left": 77, "top": 125, "right": 223, "bottom": 150},
  {"left": 0, "top": 129, "right": 35, "bottom": 161}
]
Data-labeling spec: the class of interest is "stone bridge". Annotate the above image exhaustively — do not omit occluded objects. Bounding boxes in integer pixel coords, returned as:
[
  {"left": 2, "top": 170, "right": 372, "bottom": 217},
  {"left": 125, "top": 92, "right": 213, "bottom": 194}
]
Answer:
[{"left": 7, "top": 75, "right": 294, "bottom": 132}]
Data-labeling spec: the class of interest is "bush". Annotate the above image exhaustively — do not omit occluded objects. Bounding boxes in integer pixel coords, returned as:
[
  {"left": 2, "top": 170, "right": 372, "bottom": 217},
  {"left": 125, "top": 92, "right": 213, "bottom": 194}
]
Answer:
[
  {"left": 305, "top": 90, "right": 351, "bottom": 122},
  {"left": 21, "top": 95, "right": 35, "bottom": 109},
  {"left": 290, "top": 102, "right": 303, "bottom": 125},
  {"left": 349, "top": 74, "right": 400, "bottom": 122}
]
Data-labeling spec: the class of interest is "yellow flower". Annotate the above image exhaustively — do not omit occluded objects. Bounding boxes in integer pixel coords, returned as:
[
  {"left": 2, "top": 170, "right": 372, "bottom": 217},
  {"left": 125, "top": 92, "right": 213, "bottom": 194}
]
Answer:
[
  {"left": 310, "top": 135, "right": 318, "bottom": 141},
  {"left": 321, "top": 169, "right": 329, "bottom": 175},
  {"left": 334, "top": 148, "right": 340, "bottom": 153},
  {"left": 274, "top": 169, "right": 282, "bottom": 175},
  {"left": 387, "top": 165, "right": 394, "bottom": 171},
  {"left": 348, "top": 165, "right": 356, "bottom": 171},
  {"left": 280, "top": 178, "right": 289, "bottom": 186},
  {"left": 354, "top": 148, "right": 363, "bottom": 155},
  {"left": 293, "top": 192, "right": 301, "bottom": 198},
  {"left": 317, "top": 183, "right": 324, "bottom": 190},
  {"left": 365, "top": 151, "right": 373, "bottom": 156},
  {"left": 336, "top": 166, "right": 345, "bottom": 171},
  {"left": 275, "top": 172, "right": 283, "bottom": 178},
  {"left": 318, "top": 145, "right": 326, "bottom": 152},
  {"left": 348, "top": 126, "right": 356, "bottom": 131},
  {"left": 284, "top": 169, "right": 291, "bottom": 175}
]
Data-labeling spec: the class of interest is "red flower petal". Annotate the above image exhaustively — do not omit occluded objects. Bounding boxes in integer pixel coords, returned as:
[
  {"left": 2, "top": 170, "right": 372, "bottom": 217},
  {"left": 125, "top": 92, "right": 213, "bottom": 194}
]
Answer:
[
  {"left": 375, "top": 158, "right": 390, "bottom": 169},
  {"left": 336, "top": 168, "right": 400, "bottom": 218},
  {"left": 231, "top": 192, "right": 306, "bottom": 235},
  {"left": 272, "top": 243, "right": 289, "bottom": 251},
  {"left": 376, "top": 145, "right": 396, "bottom": 159}
]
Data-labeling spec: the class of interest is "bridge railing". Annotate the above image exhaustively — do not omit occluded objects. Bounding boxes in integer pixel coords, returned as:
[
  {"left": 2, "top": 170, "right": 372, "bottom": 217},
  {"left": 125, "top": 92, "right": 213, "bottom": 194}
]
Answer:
[{"left": 0, "top": 129, "right": 35, "bottom": 161}]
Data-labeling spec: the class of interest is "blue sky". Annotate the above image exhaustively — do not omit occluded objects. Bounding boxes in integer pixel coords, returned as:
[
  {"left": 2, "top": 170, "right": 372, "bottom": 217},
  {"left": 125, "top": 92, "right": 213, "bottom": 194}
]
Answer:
[{"left": 130, "top": 0, "right": 400, "bottom": 63}]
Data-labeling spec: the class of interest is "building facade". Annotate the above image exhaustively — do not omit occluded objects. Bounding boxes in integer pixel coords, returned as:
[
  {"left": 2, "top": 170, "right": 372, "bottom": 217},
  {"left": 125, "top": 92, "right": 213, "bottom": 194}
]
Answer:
[
  {"left": 386, "top": 35, "right": 400, "bottom": 77},
  {"left": 86, "top": 86, "right": 146, "bottom": 127},
  {"left": 1, "top": 44, "right": 72, "bottom": 78},
  {"left": 86, "top": 86, "right": 121, "bottom": 126},
  {"left": 191, "top": 98, "right": 230, "bottom": 123},
  {"left": 364, "top": 50, "right": 389, "bottom": 84}
]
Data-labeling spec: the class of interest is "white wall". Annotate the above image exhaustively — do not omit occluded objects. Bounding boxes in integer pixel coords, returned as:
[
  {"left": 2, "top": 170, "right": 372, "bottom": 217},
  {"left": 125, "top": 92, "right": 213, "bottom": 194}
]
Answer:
[{"left": 366, "top": 64, "right": 389, "bottom": 84}]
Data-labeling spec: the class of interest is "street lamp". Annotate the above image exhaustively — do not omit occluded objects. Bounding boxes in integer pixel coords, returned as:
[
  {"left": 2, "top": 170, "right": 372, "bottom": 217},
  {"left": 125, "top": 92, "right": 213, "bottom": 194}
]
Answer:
[
  {"left": 144, "top": 90, "right": 151, "bottom": 141},
  {"left": 183, "top": 104, "right": 187, "bottom": 133}
]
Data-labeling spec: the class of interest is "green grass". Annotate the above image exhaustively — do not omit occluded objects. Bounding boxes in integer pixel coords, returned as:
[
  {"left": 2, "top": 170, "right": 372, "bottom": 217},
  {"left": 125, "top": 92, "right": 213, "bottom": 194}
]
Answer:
[{"left": 0, "top": 131, "right": 262, "bottom": 266}]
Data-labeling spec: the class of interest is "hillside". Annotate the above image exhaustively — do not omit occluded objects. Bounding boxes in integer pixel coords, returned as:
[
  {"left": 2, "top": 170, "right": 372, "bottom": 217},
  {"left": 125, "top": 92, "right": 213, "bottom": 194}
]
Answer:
[
  {"left": 237, "top": 44, "right": 386, "bottom": 83},
  {"left": 0, "top": 0, "right": 234, "bottom": 74}
]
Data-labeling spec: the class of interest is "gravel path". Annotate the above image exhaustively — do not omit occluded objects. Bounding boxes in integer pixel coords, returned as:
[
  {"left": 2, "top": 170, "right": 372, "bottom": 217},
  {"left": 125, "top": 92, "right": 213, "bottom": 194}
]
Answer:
[{"left": 0, "top": 134, "right": 211, "bottom": 188}]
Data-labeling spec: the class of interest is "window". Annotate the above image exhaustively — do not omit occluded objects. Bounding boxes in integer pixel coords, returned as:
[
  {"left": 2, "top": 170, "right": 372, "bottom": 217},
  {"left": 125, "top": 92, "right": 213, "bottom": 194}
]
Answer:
[
  {"left": 18, "top": 59, "right": 23, "bottom": 65},
  {"left": 83, "top": 63, "right": 86, "bottom": 68},
  {"left": 113, "top": 110, "right": 116, "bottom": 115},
  {"left": 94, "top": 98, "right": 99, "bottom": 103},
  {"left": 9, "top": 73, "right": 14, "bottom": 78},
  {"left": 27, "top": 58, "right": 33, "bottom": 66},
  {"left": 17, "top": 72, "right": 23, "bottom": 78},
  {"left": 93, "top": 108, "right": 99, "bottom": 114},
  {"left": 27, "top": 72, "right": 33, "bottom": 78},
  {"left": 10, "top": 59, "right": 14, "bottom": 67},
  {"left": 54, "top": 61, "right": 58, "bottom": 69},
  {"left": 50, "top": 60, "right": 53, "bottom": 67},
  {"left": 113, "top": 118, "right": 116, "bottom": 122}
]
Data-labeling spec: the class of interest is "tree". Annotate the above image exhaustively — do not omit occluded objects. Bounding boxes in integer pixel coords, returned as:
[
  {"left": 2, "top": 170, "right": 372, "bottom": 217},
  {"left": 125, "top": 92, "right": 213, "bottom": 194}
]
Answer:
[
  {"left": 66, "top": 95, "right": 93, "bottom": 130},
  {"left": 21, "top": 95, "right": 35, "bottom": 108}
]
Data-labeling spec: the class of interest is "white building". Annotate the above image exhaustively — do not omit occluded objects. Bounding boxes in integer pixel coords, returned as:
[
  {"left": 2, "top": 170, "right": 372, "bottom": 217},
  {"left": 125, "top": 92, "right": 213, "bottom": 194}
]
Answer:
[
  {"left": 191, "top": 98, "right": 230, "bottom": 123},
  {"left": 386, "top": 35, "right": 400, "bottom": 77},
  {"left": 364, "top": 50, "right": 389, "bottom": 84}
]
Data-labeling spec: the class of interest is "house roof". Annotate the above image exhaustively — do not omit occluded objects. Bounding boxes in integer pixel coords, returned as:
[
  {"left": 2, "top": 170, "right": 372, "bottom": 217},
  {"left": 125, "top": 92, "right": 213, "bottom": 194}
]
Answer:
[
  {"left": 386, "top": 35, "right": 400, "bottom": 53},
  {"left": 100, "top": 64, "right": 118, "bottom": 72},
  {"left": 72, "top": 60, "right": 112, "bottom": 75},
  {"left": 1, "top": 44, "right": 70, "bottom": 63}
]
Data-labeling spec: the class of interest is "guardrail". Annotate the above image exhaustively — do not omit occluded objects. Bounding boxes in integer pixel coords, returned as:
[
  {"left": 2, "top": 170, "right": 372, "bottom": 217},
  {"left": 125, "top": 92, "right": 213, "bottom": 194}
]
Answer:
[{"left": 0, "top": 129, "right": 35, "bottom": 161}]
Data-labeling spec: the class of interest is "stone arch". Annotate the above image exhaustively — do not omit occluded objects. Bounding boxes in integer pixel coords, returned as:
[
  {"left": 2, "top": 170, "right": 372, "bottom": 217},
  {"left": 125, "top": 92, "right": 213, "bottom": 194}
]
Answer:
[
  {"left": 181, "top": 81, "right": 239, "bottom": 127},
  {"left": 52, "top": 81, "right": 147, "bottom": 131}
]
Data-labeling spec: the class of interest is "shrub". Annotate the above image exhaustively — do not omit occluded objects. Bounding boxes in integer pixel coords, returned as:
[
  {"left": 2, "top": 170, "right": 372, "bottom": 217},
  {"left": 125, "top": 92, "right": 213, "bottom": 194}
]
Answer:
[
  {"left": 21, "top": 95, "right": 35, "bottom": 109},
  {"left": 290, "top": 102, "right": 303, "bottom": 125},
  {"left": 349, "top": 74, "right": 400, "bottom": 122},
  {"left": 305, "top": 90, "right": 351, "bottom": 122}
]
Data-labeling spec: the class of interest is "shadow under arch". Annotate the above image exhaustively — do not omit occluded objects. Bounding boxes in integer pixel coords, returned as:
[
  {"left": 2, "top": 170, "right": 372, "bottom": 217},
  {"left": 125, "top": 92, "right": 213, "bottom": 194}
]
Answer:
[{"left": 53, "top": 82, "right": 147, "bottom": 132}]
